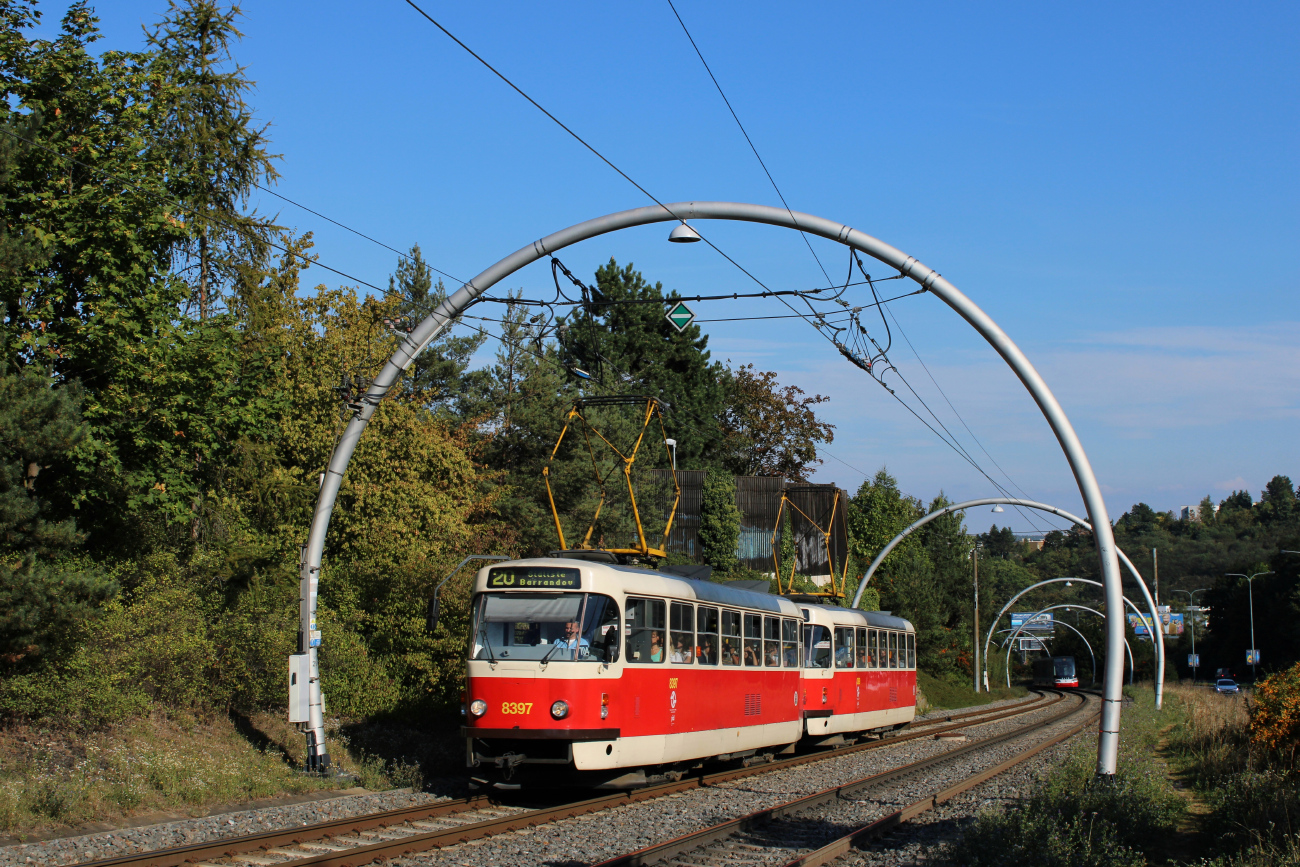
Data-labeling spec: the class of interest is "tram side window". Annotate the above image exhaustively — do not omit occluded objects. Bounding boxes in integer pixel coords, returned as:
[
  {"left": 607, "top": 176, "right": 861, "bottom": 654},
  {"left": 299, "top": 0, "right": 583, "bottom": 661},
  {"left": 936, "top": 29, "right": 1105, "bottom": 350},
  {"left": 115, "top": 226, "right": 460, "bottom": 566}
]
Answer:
[
  {"left": 721, "top": 610, "right": 742, "bottom": 665},
  {"left": 906, "top": 632, "right": 915, "bottom": 669},
  {"left": 763, "top": 617, "right": 781, "bottom": 667},
  {"left": 888, "top": 631, "right": 899, "bottom": 668},
  {"left": 697, "top": 606, "right": 719, "bottom": 665},
  {"left": 626, "top": 597, "right": 666, "bottom": 663},
  {"left": 804, "top": 624, "right": 831, "bottom": 668},
  {"left": 855, "top": 628, "right": 867, "bottom": 668},
  {"left": 833, "top": 627, "right": 855, "bottom": 668},
  {"left": 743, "top": 614, "right": 762, "bottom": 666},
  {"left": 782, "top": 619, "right": 799, "bottom": 667},
  {"left": 867, "top": 629, "right": 878, "bottom": 669},
  {"left": 670, "top": 602, "right": 694, "bottom": 664}
]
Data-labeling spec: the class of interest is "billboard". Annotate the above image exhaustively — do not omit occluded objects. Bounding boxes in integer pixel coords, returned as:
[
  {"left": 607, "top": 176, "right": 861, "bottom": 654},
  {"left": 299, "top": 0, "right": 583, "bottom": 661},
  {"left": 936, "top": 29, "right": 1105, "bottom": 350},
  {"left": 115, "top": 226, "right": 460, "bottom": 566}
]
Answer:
[
  {"left": 1157, "top": 605, "right": 1185, "bottom": 636},
  {"left": 1010, "top": 612, "right": 1055, "bottom": 632},
  {"left": 1018, "top": 637, "right": 1046, "bottom": 651},
  {"left": 1128, "top": 612, "right": 1154, "bottom": 636}
]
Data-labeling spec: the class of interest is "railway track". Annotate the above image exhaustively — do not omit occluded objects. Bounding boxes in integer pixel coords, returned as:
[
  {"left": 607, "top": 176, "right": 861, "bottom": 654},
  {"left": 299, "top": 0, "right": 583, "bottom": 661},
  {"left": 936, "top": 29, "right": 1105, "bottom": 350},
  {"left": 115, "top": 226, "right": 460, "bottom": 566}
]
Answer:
[
  {"left": 73, "top": 692, "right": 1065, "bottom": 867},
  {"left": 594, "top": 690, "right": 1097, "bottom": 867}
]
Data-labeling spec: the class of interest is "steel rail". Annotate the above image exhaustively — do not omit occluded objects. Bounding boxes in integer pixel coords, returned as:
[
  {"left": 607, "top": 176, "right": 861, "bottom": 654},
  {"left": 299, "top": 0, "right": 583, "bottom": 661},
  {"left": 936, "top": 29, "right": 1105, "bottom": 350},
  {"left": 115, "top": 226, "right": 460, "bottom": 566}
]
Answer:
[
  {"left": 74, "top": 694, "right": 1058, "bottom": 867},
  {"left": 591, "top": 691, "right": 1092, "bottom": 867},
  {"left": 778, "top": 700, "right": 1101, "bottom": 867}
]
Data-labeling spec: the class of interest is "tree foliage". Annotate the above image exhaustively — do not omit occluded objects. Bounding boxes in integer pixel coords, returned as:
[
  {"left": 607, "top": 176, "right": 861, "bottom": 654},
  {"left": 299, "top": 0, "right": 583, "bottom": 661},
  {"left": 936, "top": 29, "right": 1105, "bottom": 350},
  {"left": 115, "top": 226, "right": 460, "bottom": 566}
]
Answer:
[
  {"left": 717, "top": 363, "right": 834, "bottom": 481},
  {"left": 698, "top": 467, "right": 740, "bottom": 576}
]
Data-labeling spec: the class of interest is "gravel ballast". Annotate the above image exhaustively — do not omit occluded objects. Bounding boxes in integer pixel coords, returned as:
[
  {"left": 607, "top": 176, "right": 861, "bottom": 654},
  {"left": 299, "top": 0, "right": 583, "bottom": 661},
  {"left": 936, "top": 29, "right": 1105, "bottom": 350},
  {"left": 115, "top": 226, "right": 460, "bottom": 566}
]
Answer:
[{"left": 0, "top": 691, "right": 1067, "bottom": 867}]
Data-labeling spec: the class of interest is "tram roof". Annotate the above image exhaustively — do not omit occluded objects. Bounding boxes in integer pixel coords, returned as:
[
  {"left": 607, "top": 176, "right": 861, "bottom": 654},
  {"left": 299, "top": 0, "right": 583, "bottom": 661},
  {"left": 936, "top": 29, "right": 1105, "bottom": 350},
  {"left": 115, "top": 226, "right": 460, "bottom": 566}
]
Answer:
[{"left": 798, "top": 603, "right": 914, "bottom": 632}]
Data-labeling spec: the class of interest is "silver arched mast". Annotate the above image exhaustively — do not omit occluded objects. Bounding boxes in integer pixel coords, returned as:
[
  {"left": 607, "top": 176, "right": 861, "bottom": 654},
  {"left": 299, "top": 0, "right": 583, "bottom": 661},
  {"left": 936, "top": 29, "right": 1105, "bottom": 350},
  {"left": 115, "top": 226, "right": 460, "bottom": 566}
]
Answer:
[
  {"left": 849, "top": 497, "right": 1164, "bottom": 709},
  {"left": 293, "top": 202, "right": 1128, "bottom": 776}
]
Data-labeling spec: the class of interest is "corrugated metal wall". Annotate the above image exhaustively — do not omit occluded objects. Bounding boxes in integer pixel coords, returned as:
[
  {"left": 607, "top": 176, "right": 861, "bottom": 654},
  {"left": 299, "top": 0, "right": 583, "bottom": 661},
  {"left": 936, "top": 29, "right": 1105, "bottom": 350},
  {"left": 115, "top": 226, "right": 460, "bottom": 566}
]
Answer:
[{"left": 647, "top": 473, "right": 848, "bottom": 576}]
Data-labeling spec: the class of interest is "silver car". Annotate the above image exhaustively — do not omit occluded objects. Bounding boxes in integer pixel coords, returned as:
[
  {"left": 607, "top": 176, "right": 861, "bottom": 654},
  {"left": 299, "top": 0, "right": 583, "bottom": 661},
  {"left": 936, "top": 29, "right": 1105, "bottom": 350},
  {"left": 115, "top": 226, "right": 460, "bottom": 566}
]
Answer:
[{"left": 1215, "top": 678, "right": 1240, "bottom": 695}]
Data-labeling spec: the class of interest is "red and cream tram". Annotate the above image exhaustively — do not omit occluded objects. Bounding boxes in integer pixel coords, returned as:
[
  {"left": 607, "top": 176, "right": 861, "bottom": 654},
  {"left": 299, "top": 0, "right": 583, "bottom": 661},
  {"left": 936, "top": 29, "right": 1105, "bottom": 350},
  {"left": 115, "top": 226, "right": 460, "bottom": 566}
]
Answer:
[{"left": 462, "top": 558, "right": 916, "bottom": 789}]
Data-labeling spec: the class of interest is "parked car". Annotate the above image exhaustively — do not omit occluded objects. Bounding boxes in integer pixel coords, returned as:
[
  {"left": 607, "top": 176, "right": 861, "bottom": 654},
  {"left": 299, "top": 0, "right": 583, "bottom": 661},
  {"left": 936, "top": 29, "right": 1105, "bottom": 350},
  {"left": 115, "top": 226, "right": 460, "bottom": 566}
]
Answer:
[{"left": 1215, "top": 678, "right": 1240, "bottom": 695}]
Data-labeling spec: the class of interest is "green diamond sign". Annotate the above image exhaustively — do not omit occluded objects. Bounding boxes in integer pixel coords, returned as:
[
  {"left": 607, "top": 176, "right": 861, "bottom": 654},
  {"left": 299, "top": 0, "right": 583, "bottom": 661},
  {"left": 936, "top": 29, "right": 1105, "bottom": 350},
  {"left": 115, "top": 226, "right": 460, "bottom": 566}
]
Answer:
[{"left": 666, "top": 301, "right": 695, "bottom": 332}]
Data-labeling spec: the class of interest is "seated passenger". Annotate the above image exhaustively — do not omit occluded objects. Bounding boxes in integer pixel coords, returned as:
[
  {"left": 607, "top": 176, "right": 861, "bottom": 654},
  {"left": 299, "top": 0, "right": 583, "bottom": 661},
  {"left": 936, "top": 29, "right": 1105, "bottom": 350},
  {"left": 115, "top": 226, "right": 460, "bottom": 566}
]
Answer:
[
  {"left": 698, "top": 638, "right": 716, "bottom": 665},
  {"left": 650, "top": 631, "right": 664, "bottom": 663},
  {"left": 835, "top": 643, "right": 853, "bottom": 668},
  {"left": 765, "top": 645, "right": 780, "bottom": 667},
  {"left": 856, "top": 648, "right": 867, "bottom": 668},
  {"left": 671, "top": 636, "right": 692, "bottom": 663},
  {"left": 784, "top": 645, "right": 797, "bottom": 667},
  {"left": 744, "top": 645, "right": 760, "bottom": 667}
]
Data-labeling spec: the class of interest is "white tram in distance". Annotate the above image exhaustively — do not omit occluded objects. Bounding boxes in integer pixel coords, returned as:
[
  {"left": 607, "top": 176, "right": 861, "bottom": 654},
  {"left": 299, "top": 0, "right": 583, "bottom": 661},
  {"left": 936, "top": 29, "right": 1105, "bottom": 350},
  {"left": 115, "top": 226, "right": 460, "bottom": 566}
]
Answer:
[{"left": 462, "top": 557, "right": 916, "bottom": 789}]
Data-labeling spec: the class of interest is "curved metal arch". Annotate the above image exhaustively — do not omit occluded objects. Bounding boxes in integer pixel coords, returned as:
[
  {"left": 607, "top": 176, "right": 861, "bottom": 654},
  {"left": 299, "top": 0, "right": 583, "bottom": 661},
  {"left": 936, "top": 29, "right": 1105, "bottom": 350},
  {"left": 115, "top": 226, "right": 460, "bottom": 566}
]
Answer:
[
  {"left": 993, "top": 618, "right": 1096, "bottom": 687},
  {"left": 848, "top": 496, "right": 1163, "bottom": 709},
  {"left": 983, "top": 577, "right": 1150, "bottom": 695},
  {"left": 294, "top": 201, "right": 1127, "bottom": 775},
  {"left": 1001, "top": 604, "right": 1131, "bottom": 688}
]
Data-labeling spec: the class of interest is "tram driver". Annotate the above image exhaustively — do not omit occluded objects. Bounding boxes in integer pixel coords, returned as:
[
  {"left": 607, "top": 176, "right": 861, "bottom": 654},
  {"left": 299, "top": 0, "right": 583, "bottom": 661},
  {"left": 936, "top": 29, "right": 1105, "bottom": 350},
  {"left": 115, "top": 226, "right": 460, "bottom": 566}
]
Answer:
[{"left": 553, "top": 620, "right": 591, "bottom": 659}]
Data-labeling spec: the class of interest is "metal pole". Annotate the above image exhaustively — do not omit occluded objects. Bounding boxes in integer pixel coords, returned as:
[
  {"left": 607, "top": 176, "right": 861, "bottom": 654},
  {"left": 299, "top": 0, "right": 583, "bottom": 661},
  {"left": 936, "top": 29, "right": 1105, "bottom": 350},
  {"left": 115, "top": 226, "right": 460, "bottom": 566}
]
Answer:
[
  {"left": 294, "top": 201, "right": 1127, "bottom": 776},
  {"left": 855, "top": 497, "right": 1163, "bottom": 715},
  {"left": 1172, "top": 588, "right": 1206, "bottom": 684},
  {"left": 1227, "top": 571, "right": 1272, "bottom": 682},
  {"left": 972, "top": 544, "right": 980, "bottom": 692}
]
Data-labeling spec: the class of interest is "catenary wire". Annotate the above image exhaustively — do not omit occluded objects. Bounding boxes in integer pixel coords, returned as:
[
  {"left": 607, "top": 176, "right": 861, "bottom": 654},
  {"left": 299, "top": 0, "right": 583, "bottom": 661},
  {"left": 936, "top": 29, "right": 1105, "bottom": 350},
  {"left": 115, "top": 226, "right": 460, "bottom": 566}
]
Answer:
[
  {"left": 401, "top": 0, "right": 793, "bottom": 307},
  {"left": 664, "top": 0, "right": 831, "bottom": 286},
  {"left": 882, "top": 304, "right": 1066, "bottom": 534}
]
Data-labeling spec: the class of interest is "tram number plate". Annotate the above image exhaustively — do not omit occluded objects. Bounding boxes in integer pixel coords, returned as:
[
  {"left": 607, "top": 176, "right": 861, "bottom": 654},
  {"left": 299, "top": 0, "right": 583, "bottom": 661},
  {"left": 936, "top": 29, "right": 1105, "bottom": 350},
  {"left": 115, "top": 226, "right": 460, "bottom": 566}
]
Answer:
[{"left": 501, "top": 702, "right": 533, "bottom": 715}]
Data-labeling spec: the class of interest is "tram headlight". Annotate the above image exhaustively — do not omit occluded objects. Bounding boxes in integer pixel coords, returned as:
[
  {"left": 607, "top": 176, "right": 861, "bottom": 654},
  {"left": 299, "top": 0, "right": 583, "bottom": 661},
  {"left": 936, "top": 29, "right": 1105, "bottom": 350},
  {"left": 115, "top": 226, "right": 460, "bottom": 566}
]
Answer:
[
  {"left": 551, "top": 699, "right": 570, "bottom": 720},
  {"left": 469, "top": 699, "right": 487, "bottom": 717}
]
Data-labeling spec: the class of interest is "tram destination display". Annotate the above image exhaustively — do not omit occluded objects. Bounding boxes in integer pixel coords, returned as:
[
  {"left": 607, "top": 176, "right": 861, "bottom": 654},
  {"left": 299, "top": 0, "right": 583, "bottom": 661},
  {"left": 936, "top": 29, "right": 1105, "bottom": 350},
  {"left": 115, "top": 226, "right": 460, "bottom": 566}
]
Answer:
[{"left": 487, "top": 566, "right": 581, "bottom": 589}]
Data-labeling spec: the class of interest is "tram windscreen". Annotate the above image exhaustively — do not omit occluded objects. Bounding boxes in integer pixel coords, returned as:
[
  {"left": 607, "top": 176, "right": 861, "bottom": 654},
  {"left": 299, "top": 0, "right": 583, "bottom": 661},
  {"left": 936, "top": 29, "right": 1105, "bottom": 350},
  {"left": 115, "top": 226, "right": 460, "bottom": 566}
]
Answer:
[
  {"left": 1054, "top": 657, "right": 1076, "bottom": 678},
  {"left": 470, "top": 593, "right": 620, "bottom": 663}
]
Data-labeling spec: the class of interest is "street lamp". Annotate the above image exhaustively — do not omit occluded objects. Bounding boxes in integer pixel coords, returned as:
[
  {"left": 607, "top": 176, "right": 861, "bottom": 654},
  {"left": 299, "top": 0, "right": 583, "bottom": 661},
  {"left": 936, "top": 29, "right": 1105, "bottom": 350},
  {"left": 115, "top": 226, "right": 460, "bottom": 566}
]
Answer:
[
  {"left": 1171, "top": 588, "right": 1208, "bottom": 683},
  {"left": 1226, "top": 571, "right": 1273, "bottom": 681}
]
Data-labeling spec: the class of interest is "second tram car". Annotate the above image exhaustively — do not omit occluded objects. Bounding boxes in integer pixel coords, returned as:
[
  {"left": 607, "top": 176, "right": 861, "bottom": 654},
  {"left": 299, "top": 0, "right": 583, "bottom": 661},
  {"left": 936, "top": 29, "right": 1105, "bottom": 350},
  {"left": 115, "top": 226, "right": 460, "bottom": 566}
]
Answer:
[
  {"left": 461, "top": 558, "right": 916, "bottom": 789},
  {"left": 1031, "top": 655, "right": 1079, "bottom": 688}
]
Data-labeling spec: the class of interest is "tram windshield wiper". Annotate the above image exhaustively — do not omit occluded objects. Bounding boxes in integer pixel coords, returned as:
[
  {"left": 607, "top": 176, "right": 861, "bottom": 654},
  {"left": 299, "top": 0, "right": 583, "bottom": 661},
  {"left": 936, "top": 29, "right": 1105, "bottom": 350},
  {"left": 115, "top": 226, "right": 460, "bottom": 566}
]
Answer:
[{"left": 479, "top": 628, "right": 499, "bottom": 665}]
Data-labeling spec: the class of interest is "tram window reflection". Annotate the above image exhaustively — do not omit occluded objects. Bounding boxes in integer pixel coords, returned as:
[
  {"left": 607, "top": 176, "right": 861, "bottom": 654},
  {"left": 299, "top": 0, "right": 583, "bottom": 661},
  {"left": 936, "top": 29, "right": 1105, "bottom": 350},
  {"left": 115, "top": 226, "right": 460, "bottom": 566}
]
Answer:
[
  {"left": 867, "top": 629, "right": 879, "bottom": 668},
  {"left": 803, "top": 624, "right": 831, "bottom": 669},
  {"left": 670, "top": 602, "right": 694, "bottom": 664},
  {"left": 906, "top": 632, "right": 915, "bottom": 669},
  {"left": 743, "top": 614, "right": 762, "bottom": 667},
  {"left": 781, "top": 619, "right": 799, "bottom": 667},
  {"left": 626, "top": 597, "right": 666, "bottom": 663},
  {"left": 855, "top": 628, "right": 867, "bottom": 668},
  {"left": 721, "top": 610, "right": 742, "bottom": 665},
  {"left": 888, "top": 631, "right": 898, "bottom": 668},
  {"left": 697, "top": 606, "right": 719, "bottom": 665}
]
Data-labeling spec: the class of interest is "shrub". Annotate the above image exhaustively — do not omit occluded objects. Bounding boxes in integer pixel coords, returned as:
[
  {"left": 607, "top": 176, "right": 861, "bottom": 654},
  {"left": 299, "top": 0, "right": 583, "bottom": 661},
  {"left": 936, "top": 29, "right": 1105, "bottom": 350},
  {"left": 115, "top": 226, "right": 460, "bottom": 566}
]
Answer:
[{"left": 1249, "top": 661, "right": 1300, "bottom": 767}]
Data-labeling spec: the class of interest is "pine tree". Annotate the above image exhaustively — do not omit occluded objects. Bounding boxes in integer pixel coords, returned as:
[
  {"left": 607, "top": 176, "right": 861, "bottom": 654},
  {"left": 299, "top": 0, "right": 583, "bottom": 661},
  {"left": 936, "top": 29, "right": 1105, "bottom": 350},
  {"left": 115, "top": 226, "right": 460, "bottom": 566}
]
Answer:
[{"left": 146, "top": 0, "right": 280, "bottom": 319}]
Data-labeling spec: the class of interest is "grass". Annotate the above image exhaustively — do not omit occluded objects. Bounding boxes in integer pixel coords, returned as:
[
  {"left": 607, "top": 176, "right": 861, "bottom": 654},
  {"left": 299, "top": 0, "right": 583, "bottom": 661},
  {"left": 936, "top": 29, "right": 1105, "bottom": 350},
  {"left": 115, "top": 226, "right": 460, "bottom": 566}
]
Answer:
[
  {"left": 917, "top": 670, "right": 1027, "bottom": 712},
  {"left": 1165, "top": 682, "right": 1300, "bottom": 866},
  {"left": 938, "top": 685, "right": 1185, "bottom": 866},
  {"left": 0, "top": 709, "right": 454, "bottom": 839}
]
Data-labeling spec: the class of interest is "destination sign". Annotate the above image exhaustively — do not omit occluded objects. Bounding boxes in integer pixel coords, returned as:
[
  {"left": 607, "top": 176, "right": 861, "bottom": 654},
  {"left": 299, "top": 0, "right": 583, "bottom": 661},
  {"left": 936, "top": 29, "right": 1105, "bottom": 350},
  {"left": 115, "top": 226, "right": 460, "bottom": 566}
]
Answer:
[{"left": 486, "top": 567, "right": 581, "bottom": 590}]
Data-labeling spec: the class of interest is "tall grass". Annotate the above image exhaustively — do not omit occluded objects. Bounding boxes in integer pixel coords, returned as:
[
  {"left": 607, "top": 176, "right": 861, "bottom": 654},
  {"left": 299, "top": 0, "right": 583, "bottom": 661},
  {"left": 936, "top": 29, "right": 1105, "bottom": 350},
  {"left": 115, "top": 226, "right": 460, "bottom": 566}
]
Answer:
[{"left": 1167, "top": 683, "right": 1300, "bottom": 864}]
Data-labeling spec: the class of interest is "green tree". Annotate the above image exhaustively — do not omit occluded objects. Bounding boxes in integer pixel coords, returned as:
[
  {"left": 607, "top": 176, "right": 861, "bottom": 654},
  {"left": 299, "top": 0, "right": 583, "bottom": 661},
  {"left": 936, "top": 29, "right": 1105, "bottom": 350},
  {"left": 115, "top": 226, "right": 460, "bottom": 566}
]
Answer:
[
  {"left": 698, "top": 467, "right": 740, "bottom": 576},
  {"left": 145, "top": 0, "right": 280, "bottom": 319},
  {"left": 0, "top": 362, "right": 114, "bottom": 664},
  {"left": 564, "top": 259, "right": 725, "bottom": 466},
  {"left": 717, "top": 363, "right": 834, "bottom": 481},
  {"left": 389, "top": 244, "right": 487, "bottom": 418}
]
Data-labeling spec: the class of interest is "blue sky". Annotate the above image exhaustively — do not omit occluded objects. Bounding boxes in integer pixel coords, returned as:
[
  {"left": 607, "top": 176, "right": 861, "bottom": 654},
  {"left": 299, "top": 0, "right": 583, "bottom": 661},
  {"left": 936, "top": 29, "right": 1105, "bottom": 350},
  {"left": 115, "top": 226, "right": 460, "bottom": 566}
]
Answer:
[{"left": 62, "top": 1, "right": 1298, "bottom": 533}]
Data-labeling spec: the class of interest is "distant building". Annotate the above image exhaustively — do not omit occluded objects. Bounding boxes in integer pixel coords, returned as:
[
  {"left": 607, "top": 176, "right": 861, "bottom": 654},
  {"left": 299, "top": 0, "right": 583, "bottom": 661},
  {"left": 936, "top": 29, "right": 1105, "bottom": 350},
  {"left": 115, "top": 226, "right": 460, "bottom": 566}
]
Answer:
[
  {"left": 1013, "top": 532, "right": 1046, "bottom": 552},
  {"left": 1179, "top": 504, "right": 1200, "bottom": 522}
]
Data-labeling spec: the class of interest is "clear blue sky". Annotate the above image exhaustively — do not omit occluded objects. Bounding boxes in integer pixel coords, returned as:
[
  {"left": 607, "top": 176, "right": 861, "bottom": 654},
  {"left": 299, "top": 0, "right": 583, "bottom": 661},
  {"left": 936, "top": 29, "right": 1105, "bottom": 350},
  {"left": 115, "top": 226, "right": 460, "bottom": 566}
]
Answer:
[{"left": 63, "top": 1, "right": 1299, "bottom": 533}]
